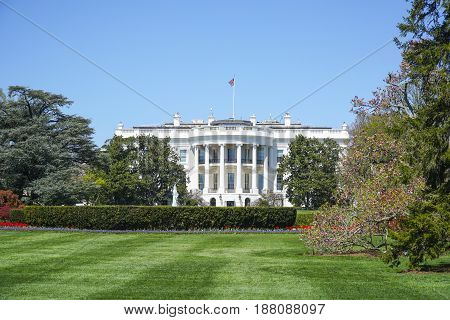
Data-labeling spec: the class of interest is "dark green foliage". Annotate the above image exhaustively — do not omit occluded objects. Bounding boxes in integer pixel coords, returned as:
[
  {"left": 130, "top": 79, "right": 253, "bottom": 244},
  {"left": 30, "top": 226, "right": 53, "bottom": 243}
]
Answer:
[
  {"left": 0, "top": 86, "right": 97, "bottom": 204},
  {"left": 278, "top": 136, "right": 340, "bottom": 209},
  {"left": 9, "top": 209, "right": 25, "bottom": 222},
  {"left": 295, "top": 210, "right": 316, "bottom": 226},
  {"left": 386, "top": 0, "right": 449, "bottom": 267},
  {"left": 86, "top": 135, "right": 188, "bottom": 205},
  {"left": 397, "top": 0, "right": 449, "bottom": 192},
  {"left": 387, "top": 194, "right": 450, "bottom": 268},
  {"left": 347, "top": 0, "right": 449, "bottom": 268},
  {"left": 23, "top": 206, "right": 296, "bottom": 230}
]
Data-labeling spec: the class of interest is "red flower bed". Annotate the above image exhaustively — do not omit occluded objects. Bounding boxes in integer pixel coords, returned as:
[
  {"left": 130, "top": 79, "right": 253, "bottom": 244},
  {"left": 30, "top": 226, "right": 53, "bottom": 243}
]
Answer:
[
  {"left": 286, "top": 225, "right": 312, "bottom": 230},
  {"left": 0, "top": 221, "right": 28, "bottom": 228}
]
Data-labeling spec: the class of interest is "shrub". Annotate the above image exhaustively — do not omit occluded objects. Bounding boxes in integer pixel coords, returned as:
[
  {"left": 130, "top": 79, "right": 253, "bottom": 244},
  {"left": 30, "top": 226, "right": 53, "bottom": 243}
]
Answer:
[
  {"left": 0, "top": 190, "right": 23, "bottom": 220},
  {"left": 386, "top": 195, "right": 450, "bottom": 267},
  {"left": 23, "top": 206, "right": 296, "bottom": 230},
  {"left": 0, "top": 206, "right": 11, "bottom": 220},
  {"left": 9, "top": 209, "right": 25, "bottom": 223},
  {"left": 295, "top": 210, "right": 316, "bottom": 225}
]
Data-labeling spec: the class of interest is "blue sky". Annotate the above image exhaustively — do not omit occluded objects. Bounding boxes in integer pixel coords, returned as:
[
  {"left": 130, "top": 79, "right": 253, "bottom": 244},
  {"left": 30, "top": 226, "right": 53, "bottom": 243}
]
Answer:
[{"left": 0, "top": 0, "right": 409, "bottom": 146}]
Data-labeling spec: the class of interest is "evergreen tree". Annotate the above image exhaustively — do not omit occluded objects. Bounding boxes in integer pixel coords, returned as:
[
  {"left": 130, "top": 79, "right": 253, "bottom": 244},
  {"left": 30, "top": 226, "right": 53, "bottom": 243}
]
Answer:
[{"left": 0, "top": 86, "right": 97, "bottom": 204}]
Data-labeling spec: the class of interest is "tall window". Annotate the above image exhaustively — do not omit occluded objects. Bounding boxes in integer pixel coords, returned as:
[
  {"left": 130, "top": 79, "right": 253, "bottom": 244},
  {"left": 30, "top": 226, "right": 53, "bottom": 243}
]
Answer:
[
  {"left": 277, "top": 149, "right": 284, "bottom": 163},
  {"left": 258, "top": 174, "right": 264, "bottom": 190},
  {"left": 179, "top": 149, "right": 187, "bottom": 163},
  {"left": 243, "top": 148, "right": 251, "bottom": 163},
  {"left": 244, "top": 173, "right": 250, "bottom": 190},
  {"left": 198, "top": 149, "right": 205, "bottom": 164},
  {"left": 228, "top": 173, "right": 235, "bottom": 190},
  {"left": 213, "top": 173, "right": 218, "bottom": 190},
  {"left": 257, "top": 147, "right": 264, "bottom": 164},
  {"left": 276, "top": 174, "right": 283, "bottom": 191},
  {"left": 198, "top": 174, "right": 205, "bottom": 190},
  {"left": 227, "top": 147, "right": 236, "bottom": 162},
  {"left": 212, "top": 149, "right": 218, "bottom": 163}
]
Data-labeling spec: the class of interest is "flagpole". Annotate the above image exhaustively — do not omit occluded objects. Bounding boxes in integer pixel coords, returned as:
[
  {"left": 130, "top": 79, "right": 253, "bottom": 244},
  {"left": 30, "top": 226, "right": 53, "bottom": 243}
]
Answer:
[{"left": 232, "top": 74, "right": 235, "bottom": 119}]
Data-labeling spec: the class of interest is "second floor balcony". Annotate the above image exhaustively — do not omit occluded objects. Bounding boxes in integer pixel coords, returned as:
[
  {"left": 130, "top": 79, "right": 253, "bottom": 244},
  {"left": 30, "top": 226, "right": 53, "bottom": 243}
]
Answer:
[{"left": 200, "top": 157, "right": 264, "bottom": 165}]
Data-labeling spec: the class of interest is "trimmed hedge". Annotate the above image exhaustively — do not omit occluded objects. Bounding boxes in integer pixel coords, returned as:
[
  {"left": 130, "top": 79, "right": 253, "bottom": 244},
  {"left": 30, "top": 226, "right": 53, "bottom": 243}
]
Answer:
[
  {"left": 9, "top": 209, "right": 25, "bottom": 223},
  {"left": 295, "top": 210, "right": 316, "bottom": 226},
  {"left": 24, "top": 206, "right": 297, "bottom": 230}
]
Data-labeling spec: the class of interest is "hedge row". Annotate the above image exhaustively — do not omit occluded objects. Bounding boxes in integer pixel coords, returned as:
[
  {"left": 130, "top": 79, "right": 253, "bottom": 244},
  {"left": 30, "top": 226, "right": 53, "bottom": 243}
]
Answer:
[
  {"left": 295, "top": 210, "right": 316, "bottom": 225},
  {"left": 23, "top": 206, "right": 297, "bottom": 230},
  {"left": 9, "top": 209, "right": 25, "bottom": 222}
]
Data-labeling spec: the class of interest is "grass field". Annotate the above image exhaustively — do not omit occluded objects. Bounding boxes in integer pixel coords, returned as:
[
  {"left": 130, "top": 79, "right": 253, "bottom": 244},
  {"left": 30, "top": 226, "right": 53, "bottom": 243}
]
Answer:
[{"left": 0, "top": 231, "right": 448, "bottom": 299}]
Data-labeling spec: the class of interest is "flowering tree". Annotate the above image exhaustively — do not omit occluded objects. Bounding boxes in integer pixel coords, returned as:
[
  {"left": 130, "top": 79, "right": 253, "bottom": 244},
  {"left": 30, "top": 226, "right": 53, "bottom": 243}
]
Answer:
[
  {"left": 305, "top": 0, "right": 449, "bottom": 267},
  {"left": 303, "top": 118, "right": 424, "bottom": 254},
  {"left": 351, "top": 62, "right": 421, "bottom": 117}
]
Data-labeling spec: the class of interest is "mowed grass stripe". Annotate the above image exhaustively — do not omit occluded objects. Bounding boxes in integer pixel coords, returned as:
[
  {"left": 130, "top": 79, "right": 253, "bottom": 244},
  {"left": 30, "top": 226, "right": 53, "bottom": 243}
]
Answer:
[
  {"left": 0, "top": 232, "right": 107, "bottom": 271},
  {"left": 88, "top": 234, "right": 240, "bottom": 299},
  {"left": 0, "top": 233, "right": 177, "bottom": 299},
  {"left": 201, "top": 234, "right": 317, "bottom": 299},
  {"left": 0, "top": 231, "right": 448, "bottom": 299}
]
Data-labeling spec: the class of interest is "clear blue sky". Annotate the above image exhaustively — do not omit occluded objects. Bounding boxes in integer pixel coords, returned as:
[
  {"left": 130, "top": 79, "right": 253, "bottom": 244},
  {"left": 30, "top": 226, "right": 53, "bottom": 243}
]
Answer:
[{"left": 0, "top": 0, "right": 409, "bottom": 146}]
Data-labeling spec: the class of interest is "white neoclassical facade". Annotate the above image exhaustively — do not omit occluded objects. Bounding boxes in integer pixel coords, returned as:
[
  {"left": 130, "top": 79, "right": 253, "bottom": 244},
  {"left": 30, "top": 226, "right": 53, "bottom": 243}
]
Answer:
[{"left": 115, "top": 113, "right": 349, "bottom": 207}]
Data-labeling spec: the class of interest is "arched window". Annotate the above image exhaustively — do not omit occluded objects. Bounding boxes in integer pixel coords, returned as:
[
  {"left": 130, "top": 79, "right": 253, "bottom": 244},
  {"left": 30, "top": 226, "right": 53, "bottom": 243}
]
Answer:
[
  {"left": 210, "top": 198, "right": 216, "bottom": 207},
  {"left": 244, "top": 198, "right": 251, "bottom": 207}
]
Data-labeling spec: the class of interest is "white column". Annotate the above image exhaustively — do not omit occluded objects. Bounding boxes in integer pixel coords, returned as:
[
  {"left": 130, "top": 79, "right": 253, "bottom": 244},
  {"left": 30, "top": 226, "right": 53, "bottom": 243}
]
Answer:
[
  {"left": 193, "top": 145, "right": 199, "bottom": 190},
  {"left": 273, "top": 148, "right": 279, "bottom": 192},
  {"left": 263, "top": 145, "right": 269, "bottom": 192},
  {"left": 251, "top": 144, "right": 258, "bottom": 193},
  {"left": 219, "top": 144, "right": 225, "bottom": 193},
  {"left": 203, "top": 144, "right": 209, "bottom": 193},
  {"left": 236, "top": 144, "right": 243, "bottom": 193}
]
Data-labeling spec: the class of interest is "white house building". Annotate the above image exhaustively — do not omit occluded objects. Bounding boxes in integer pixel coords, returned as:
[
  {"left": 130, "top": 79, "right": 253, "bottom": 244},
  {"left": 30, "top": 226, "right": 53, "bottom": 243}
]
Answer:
[{"left": 115, "top": 113, "right": 349, "bottom": 207}]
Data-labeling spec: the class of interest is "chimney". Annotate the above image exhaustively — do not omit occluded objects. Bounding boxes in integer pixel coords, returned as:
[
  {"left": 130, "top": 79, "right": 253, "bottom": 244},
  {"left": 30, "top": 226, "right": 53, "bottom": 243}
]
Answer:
[
  {"left": 342, "top": 122, "right": 348, "bottom": 131},
  {"left": 283, "top": 113, "right": 291, "bottom": 126},
  {"left": 115, "top": 122, "right": 124, "bottom": 135},
  {"left": 208, "top": 108, "right": 215, "bottom": 125},
  {"left": 173, "top": 113, "right": 181, "bottom": 126},
  {"left": 250, "top": 114, "right": 256, "bottom": 126}
]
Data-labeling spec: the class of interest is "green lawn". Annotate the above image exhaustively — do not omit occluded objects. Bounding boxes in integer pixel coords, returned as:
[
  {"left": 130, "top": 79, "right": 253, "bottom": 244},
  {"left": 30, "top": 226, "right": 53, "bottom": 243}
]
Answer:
[{"left": 0, "top": 231, "right": 448, "bottom": 299}]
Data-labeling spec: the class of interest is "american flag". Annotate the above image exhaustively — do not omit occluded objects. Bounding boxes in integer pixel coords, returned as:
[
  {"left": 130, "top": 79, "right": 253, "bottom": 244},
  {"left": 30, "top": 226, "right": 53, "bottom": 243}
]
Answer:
[{"left": 228, "top": 78, "right": 235, "bottom": 87}]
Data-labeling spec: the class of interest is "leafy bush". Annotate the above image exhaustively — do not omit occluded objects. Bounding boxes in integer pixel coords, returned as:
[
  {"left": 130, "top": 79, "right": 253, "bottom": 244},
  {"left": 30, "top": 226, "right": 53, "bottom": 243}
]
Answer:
[
  {"left": 0, "top": 190, "right": 23, "bottom": 220},
  {"left": 295, "top": 210, "right": 316, "bottom": 225},
  {"left": 386, "top": 195, "right": 450, "bottom": 268},
  {"left": 9, "top": 209, "right": 25, "bottom": 223},
  {"left": 23, "top": 206, "right": 296, "bottom": 230}
]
